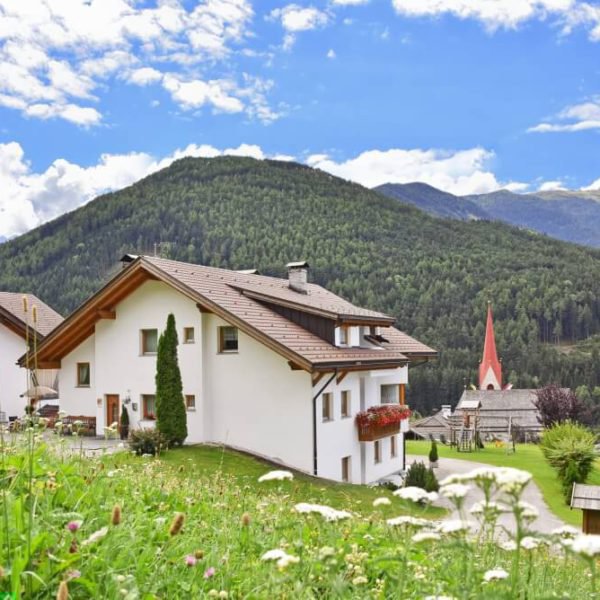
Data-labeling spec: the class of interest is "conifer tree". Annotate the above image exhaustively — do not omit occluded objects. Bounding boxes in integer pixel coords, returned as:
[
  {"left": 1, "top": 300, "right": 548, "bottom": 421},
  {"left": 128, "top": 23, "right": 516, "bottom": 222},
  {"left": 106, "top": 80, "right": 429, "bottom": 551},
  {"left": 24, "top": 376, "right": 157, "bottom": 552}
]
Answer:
[{"left": 155, "top": 313, "right": 187, "bottom": 446}]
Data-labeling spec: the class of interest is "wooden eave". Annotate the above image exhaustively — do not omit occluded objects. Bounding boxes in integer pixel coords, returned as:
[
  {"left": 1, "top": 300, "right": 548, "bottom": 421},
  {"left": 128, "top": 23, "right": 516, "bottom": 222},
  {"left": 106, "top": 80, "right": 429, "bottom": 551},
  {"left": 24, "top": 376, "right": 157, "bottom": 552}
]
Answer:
[
  {"left": 312, "top": 358, "right": 408, "bottom": 372},
  {"left": 235, "top": 288, "right": 395, "bottom": 327},
  {"left": 0, "top": 306, "right": 44, "bottom": 342}
]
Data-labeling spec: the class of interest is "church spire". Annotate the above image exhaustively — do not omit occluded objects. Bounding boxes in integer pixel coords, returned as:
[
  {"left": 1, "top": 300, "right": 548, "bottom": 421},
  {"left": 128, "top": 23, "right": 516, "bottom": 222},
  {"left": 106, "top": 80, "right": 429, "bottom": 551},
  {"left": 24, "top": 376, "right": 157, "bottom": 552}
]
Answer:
[{"left": 479, "top": 302, "right": 502, "bottom": 390}]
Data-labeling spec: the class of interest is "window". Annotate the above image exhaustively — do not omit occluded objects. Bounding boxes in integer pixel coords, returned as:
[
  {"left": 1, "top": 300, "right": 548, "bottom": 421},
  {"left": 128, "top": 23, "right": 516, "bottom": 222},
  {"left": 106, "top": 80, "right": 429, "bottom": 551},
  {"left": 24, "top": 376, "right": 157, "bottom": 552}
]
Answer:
[
  {"left": 142, "top": 395, "right": 156, "bottom": 419},
  {"left": 381, "top": 384, "right": 399, "bottom": 405},
  {"left": 183, "top": 327, "right": 195, "bottom": 344},
  {"left": 341, "top": 456, "right": 351, "bottom": 482},
  {"left": 322, "top": 392, "right": 333, "bottom": 422},
  {"left": 185, "top": 394, "right": 196, "bottom": 410},
  {"left": 374, "top": 440, "right": 381, "bottom": 464},
  {"left": 391, "top": 435, "right": 397, "bottom": 458},
  {"left": 339, "top": 325, "right": 349, "bottom": 345},
  {"left": 341, "top": 390, "right": 351, "bottom": 418},
  {"left": 141, "top": 329, "right": 158, "bottom": 355},
  {"left": 77, "top": 362, "right": 90, "bottom": 387},
  {"left": 218, "top": 326, "right": 238, "bottom": 353}
]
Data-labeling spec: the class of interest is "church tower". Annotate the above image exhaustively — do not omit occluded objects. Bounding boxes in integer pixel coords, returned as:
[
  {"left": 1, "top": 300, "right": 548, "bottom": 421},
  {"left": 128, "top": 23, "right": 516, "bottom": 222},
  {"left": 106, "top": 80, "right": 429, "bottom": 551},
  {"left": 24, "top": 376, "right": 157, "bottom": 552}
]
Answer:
[{"left": 479, "top": 302, "right": 502, "bottom": 390}]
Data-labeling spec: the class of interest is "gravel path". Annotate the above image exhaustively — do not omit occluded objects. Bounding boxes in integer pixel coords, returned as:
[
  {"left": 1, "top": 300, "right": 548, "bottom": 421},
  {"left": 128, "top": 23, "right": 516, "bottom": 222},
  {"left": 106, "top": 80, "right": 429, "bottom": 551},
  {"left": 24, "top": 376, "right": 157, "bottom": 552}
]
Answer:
[{"left": 406, "top": 454, "right": 567, "bottom": 535}]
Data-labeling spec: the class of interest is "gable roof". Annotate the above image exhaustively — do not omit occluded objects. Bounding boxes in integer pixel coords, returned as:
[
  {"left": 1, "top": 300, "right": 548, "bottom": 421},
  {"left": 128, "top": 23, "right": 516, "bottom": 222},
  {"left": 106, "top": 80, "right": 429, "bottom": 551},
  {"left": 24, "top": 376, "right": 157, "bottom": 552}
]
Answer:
[
  {"left": 571, "top": 484, "right": 600, "bottom": 511},
  {"left": 457, "top": 389, "right": 542, "bottom": 431},
  {"left": 0, "top": 292, "right": 63, "bottom": 339},
  {"left": 27, "top": 256, "right": 436, "bottom": 373}
]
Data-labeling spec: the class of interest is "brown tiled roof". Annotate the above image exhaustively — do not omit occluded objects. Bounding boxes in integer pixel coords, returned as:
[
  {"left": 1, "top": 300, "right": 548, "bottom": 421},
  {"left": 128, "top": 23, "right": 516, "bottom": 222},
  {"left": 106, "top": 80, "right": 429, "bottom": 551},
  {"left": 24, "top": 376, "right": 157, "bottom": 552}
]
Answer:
[
  {"left": 29, "top": 256, "right": 436, "bottom": 372},
  {"left": 0, "top": 292, "right": 63, "bottom": 337},
  {"left": 229, "top": 279, "right": 393, "bottom": 322},
  {"left": 142, "top": 256, "right": 436, "bottom": 368}
]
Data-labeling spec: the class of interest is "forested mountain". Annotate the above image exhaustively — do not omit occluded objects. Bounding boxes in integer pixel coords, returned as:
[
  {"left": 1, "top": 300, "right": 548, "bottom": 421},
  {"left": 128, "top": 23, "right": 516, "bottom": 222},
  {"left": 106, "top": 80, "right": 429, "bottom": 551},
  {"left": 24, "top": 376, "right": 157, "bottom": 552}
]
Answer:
[
  {"left": 374, "top": 182, "right": 488, "bottom": 220},
  {"left": 376, "top": 183, "right": 600, "bottom": 247},
  {"left": 2, "top": 156, "right": 600, "bottom": 415}
]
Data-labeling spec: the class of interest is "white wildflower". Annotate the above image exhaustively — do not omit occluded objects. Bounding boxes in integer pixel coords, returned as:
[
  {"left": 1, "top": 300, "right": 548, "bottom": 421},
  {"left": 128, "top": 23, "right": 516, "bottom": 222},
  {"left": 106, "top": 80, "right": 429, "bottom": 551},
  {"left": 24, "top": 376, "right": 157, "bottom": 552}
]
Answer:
[
  {"left": 294, "top": 503, "right": 351, "bottom": 522},
  {"left": 436, "top": 520, "right": 471, "bottom": 534},
  {"left": 258, "top": 470, "right": 294, "bottom": 482},
  {"left": 386, "top": 516, "right": 429, "bottom": 527},
  {"left": 352, "top": 576, "right": 368, "bottom": 585},
  {"left": 520, "top": 536, "right": 542, "bottom": 550},
  {"left": 498, "top": 540, "right": 517, "bottom": 551},
  {"left": 261, "top": 549, "right": 288, "bottom": 561},
  {"left": 495, "top": 467, "right": 532, "bottom": 493},
  {"left": 440, "top": 483, "right": 470, "bottom": 500},
  {"left": 423, "top": 596, "right": 457, "bottom": 600},
  {"left": 277, "top": 554, "right": 300, "bottom": 569},
  {"left": 319, "top": 546, "right": 336, "bottom": 559},
  {"left": 483, "top": 568, "right": 509, "bottom": 582},
  {"left": 469, "top": 501, "right": 508, "bottom": 515},
  {"left": 516, "top": 501, "right": 539, "bottom": 520},
  {"left": 81, "top": 526, "right": 109, "bottom": 546},
  {"left": 412, "top": 531, "right": 441, "bottom": 543},
  {"left": 373, "top": 497, "right": 391, "bottom": 507},
  {"left": 552, "top": 525, "right": 579, "bottom": 538},
  {"left": 394, "top": 487, "right": 438, "bottom": 503},
  {"left": 570, "top": 534, "right": 600, "bottom": 557}
]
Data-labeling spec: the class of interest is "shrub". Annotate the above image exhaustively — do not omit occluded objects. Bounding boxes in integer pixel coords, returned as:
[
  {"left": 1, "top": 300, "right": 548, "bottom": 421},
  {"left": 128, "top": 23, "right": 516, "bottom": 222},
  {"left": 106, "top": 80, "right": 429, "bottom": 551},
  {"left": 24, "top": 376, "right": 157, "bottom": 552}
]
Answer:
[
  {"left": 120, "top": 405, "right": 130, "bottom": 441},
  {"left": 429, "top": 440, "right": 439, "bottom": 463},
  {"left": 156, "top": 313, "right": 187, "bottom": 446},
  {"left": 540, "top": 421, "right": 596, "bottom": 502},
  {"left": 129, "top": 428, "right": 168, "bottom": 456},
  {"left": 424, "top": 467, "right": 439, "bottom": 492},
  {"left": 534, "top": 385, "right": 590, "bottom": 428},
  {"left": 404, "top": 461, "right": 428, "bottom": 489}
]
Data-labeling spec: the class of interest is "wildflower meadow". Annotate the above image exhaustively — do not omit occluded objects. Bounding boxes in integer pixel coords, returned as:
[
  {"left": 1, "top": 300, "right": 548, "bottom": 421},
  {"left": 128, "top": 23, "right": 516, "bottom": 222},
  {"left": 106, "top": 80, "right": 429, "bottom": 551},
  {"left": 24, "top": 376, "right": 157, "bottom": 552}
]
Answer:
[{"left": 1, "top": 425, "right": 599, "bottom": 599}]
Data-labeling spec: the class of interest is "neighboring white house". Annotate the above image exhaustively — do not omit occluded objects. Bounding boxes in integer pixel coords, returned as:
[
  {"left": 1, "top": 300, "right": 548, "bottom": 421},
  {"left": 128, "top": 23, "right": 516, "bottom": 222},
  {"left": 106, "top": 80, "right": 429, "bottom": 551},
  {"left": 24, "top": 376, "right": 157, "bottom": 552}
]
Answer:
[
  {"left": 29, "top": 256, "right": 436, "bottom": 484},
  {"left": 0, "top": 292, "right": 63, "bottom": 421}
]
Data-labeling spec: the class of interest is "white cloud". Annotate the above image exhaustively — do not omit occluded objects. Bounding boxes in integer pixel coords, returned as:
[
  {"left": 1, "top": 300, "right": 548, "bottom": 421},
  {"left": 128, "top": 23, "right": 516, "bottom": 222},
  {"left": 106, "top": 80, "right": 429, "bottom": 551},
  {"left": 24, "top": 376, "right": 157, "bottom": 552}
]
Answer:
[
  {"left": 327, "top": 48, "right": 336, "bottom": 58},
  {"left": 307, "top": 147, "right": 521, "bottom": 194},
  {"left": 331, "top": 0, "right": 370, "bottom": 5},
  {"left": 0, "top": 0, "right": 276, "bottom": 126},
  {"left": 269, "top": 4, "right": 330, "bottom": 49},
  {"left": 538, "top": 180, "right": 567, "bottom": 191},
  {"left": 390, "top": 0, "right": 600, "bottom": 39},
  {"left": 528, "top": 97, "right": 600, "bottom": 132}
]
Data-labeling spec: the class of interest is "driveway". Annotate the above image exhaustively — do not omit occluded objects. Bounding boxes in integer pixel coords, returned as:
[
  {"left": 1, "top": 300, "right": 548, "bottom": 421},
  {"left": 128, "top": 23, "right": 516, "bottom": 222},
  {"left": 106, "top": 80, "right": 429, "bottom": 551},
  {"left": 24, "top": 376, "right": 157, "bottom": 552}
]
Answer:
[{"left": 406, "top": 454, "right": 567, "bottom": 535}]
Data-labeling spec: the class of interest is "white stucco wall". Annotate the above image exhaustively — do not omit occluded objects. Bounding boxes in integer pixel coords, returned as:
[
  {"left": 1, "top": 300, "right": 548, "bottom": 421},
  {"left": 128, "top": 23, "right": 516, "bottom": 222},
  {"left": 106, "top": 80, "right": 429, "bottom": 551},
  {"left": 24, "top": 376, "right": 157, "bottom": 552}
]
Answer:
[
  {"left": 315, "top": 366, "right": 409, "bottom": 484},
  {"left": 204, "top": 314, "right": 314, "bottom": 472},
  {"left": 60, "top": 335, "right": 96, "bottom": 417},
  {"left": 0, "top": 325, "right": 28, "bottom": 420}
]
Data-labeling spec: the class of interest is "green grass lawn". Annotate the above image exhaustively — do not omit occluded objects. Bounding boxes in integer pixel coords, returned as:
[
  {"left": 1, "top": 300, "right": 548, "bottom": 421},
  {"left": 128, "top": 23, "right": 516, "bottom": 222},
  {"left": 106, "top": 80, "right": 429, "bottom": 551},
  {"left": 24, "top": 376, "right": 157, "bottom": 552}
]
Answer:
[
  {"left": 407, "top": 440, "right": 600, "bottom": 526},
  {"left": 142, "top": 444, "right": 445, "bottom": 519}
]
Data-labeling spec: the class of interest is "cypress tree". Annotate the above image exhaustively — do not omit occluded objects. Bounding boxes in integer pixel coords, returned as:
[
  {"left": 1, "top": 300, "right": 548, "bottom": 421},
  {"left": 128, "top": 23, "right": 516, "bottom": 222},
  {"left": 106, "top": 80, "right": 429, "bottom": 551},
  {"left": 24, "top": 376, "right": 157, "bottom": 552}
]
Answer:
[{"left": 155, "top": 313, "right": 187, "bottom": 446}]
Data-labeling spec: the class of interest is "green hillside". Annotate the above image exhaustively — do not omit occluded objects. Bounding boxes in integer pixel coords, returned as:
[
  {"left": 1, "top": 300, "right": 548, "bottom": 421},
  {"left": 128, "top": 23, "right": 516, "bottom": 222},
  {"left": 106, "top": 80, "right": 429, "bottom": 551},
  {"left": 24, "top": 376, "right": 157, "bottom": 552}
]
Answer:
[{"left": 2, "top": 156, "right": 600, "bottom": 414}]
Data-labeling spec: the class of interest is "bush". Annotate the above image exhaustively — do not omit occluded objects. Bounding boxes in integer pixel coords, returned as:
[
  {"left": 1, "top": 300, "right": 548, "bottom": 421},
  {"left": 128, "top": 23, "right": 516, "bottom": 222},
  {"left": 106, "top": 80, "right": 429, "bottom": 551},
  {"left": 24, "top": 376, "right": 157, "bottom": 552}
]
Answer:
[
  {"left": 128, "top": 428, "right": 168, "bottom": 456},
  {"left": 405, "top": 461, "right": 439, "bottom": 492},
  {"left": 429, "top": 440, "right": 439, "bottom": 463},
  {"left": 424, "top": 467, "right": 439, "bottom": 492},
  {"left": 540, "top": 421, "right": 597, "bottom": 502},
  {"left": 120, "top": 405, "right": 130, "bottom": 441}
]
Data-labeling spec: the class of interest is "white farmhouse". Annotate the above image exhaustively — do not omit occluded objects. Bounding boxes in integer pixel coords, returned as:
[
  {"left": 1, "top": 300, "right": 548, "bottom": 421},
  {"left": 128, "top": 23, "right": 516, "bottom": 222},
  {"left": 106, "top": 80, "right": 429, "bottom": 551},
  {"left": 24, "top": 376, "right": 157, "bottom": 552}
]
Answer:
[
  {"left": 0, "top": 292, "right": 63, "bottom": 421},
  {"left": 30, "top": 256, "right": 436, "bottom": 484}
]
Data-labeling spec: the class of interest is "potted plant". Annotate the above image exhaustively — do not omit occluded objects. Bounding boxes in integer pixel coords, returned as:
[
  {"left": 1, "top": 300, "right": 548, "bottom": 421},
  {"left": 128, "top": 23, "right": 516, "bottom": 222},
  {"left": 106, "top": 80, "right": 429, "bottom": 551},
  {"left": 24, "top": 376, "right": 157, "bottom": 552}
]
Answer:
[
  {"left": 120, "top": 404, "right": 130, "bottom": 440},
  {"left": 429, "top": 439, "right": 439, "bottom": 468},
  {"left": 355, "top": 405, "right": 411, "bottom": 441}
]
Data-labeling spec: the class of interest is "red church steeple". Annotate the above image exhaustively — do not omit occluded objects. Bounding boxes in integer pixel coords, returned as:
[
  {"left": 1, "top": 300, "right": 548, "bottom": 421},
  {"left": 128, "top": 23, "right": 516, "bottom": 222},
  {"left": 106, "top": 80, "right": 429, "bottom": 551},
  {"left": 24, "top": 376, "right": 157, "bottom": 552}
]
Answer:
[{"left": 479, "top": 302, "right": 502, "bottom": 390}]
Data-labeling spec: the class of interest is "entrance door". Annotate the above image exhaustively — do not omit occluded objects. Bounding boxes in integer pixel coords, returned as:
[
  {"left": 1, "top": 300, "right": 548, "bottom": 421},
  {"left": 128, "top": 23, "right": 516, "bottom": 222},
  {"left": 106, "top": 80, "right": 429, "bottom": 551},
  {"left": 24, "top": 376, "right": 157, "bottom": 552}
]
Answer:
[{"left": 106, "top": 395, "right": 120, "bottom": 429}]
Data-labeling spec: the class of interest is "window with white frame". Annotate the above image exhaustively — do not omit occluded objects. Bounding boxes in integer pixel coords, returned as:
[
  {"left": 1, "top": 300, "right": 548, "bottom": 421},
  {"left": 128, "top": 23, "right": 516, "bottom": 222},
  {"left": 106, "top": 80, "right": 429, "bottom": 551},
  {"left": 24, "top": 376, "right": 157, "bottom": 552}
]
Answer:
[
  {"left": 142, "top": 395, "right": 156, "bottom": 419},
  {"left": 374, "top": 440, "right": 381, "bottom": 464},
  {"left": 185, "top": 394, "right": 196, "bottom": 410},
  {"left": 341, "top": 456, "right": 351, "bottom": 482},
  {"left": 218, "top": 326, "right": 239, "bottom": 353},
  {"left": 322, "top": 392, "right": 333, "bottom": 422},
  {"left": 339, "top": 325, "right": 349, "bottom": 345},
  {"left": 341, "top": 390, "right": 351, "bottom": 418},
  {"left": 380, "top": 384, "right": 399, "bottom": 404},
  {"left": 183, "top": 327, "right": 195, "bottom": 344}
]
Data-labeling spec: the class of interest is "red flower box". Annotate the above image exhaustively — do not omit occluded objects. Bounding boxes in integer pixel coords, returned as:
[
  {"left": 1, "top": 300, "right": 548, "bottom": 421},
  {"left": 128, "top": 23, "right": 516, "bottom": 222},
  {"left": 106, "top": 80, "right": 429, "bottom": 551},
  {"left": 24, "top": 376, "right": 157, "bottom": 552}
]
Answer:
[{"left": 356, "top": 405, "right": 411, "bottom": 442}]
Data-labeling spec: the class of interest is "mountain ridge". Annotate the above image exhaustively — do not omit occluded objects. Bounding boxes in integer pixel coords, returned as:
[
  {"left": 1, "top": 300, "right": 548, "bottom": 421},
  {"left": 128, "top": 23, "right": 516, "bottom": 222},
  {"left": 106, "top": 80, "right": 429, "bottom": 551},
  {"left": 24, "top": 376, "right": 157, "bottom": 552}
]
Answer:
[{"left": 375, "top": 182, "right": 600, "bottom": 247}]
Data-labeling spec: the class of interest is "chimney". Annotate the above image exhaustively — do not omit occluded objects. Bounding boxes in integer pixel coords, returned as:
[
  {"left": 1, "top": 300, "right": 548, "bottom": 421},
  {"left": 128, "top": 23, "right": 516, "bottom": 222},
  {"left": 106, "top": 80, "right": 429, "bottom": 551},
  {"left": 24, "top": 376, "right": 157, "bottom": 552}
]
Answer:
[
  {"left": 236, "top": 268, "right": 260, "bottom": 275},
  {"left": 441, "top": 405, "right": 452, "bottom": 419},
  {"left": 286, "top": 261, "right": 309, "bottom": 294}
]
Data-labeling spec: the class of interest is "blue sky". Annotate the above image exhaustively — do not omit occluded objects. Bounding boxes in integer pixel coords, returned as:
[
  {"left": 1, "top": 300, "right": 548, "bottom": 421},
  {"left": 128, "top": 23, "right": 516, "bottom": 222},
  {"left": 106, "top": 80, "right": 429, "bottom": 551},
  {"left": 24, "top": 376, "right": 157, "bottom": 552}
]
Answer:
[{"left": 1, "top": 0, "right": 600, "bottom": 238}]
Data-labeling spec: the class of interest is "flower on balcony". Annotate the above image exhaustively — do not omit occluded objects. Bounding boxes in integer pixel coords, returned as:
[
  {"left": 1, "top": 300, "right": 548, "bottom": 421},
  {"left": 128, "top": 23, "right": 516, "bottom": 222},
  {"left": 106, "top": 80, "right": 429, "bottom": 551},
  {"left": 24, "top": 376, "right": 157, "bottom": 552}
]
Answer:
[{"left": 355, "top": 404, "right": 411, "bottom": 428}]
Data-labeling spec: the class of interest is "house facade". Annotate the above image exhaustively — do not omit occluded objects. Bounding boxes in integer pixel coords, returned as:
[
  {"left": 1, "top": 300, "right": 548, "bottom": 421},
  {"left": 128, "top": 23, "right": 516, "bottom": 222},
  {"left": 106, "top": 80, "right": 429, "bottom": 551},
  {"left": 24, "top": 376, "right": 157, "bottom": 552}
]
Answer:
[
  {"left": 0, "top": 292, "right": 63, "bottom": 421},
  {"left": 29, "top": 256, "right": 436, "bottom": 484}
]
